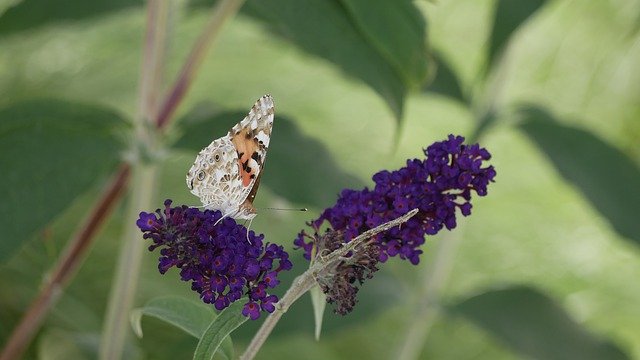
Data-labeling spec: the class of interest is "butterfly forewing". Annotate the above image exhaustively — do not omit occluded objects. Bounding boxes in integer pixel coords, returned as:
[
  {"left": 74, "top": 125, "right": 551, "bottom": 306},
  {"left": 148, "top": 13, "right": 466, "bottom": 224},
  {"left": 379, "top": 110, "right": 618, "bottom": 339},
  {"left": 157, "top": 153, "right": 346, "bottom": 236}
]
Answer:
[{"left": 186, "top": 95, "right": 274, "bottom": 220}]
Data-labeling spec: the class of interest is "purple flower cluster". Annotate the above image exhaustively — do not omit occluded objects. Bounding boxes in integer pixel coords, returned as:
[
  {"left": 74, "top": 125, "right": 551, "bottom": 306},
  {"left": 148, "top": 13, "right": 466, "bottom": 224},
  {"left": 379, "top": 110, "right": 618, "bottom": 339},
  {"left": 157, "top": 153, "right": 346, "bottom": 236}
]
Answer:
[
  {"left": 136, "top": 200, "right": 292, "bottom": 320},
  {"left": 295, "top": 135, "right": 496, "bottom": 265}
]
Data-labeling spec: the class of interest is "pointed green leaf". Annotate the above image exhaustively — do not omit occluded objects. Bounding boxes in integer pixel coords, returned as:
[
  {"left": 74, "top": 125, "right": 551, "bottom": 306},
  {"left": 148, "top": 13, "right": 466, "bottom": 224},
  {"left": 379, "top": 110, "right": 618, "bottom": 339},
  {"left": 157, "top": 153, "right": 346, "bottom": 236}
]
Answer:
[
  {"left": 450, "top": 285, "right": 629, "bottom": 360},
  {"left": 0, "top": 99, "right": 128, "bottom": 262},
  {"left": 131, "top": 296, "right": 216, "bottom": 339},
  {"left": 486, "top": 0, "right": 547, "bottom": 75},
  {"left": 519, "top": 106, "right": 640, "bottom": 246},
  {"left": 193, "top": 300, "right": 247, "bottom": 360},
  {"left": 241, "top": 0, "right": 429, "bottom": 120},
  {"left": 309, "top": 285, "right": 326, "bottom": 341},
  {"left": 174, "top": 108, "right": 364, "bottom": 208},
  {"left": 132, "top": 296, "right": 233, "bottom": 360}
]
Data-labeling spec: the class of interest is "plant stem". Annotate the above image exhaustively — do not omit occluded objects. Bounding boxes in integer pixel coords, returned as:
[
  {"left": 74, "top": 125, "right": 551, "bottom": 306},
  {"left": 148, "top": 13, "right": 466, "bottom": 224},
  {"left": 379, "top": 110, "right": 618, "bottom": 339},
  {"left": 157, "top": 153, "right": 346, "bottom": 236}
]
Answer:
[
  {"left": 396, "top": 231, "right": 461, "bottom": 360},
  {"left": 99, "top": 164, "right": 158, "bottom": 360},
  {"left": 239, "top": 272, "right": 316, "bottom": 360},
  {"left": 99, "top": 0, "right": 247, "bottom": 357},
  {"left": 0, "top": 165, "right": 131, "bottom": 360},
  {"left": 240, "top": 209, "right": 420, "bottom": 360},
  {"left": 155, "top": 0, "right": 246, "bottom": 129},
  {"left": 98, "top": 0, "right": 169, "bottom": 357}
]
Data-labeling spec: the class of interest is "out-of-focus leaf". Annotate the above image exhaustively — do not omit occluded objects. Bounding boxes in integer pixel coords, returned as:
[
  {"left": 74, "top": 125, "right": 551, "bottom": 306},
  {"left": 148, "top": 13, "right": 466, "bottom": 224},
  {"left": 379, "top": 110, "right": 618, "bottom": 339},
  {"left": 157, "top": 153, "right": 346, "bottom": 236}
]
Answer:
[
  {"left": 240, "top": 0, "right": 429, "bottom": 120},
  {"left": 486, "top": 0, "right": 547, "bottom": 75},
  {"left": 173, "top": 107, "right": 364, "bottom": 208},
  {"left": 450, "top": 285, "right": 629, "bottom": 360},
  {"left": 519, "top": 105, "right": 640, "bottom": 246},
  {"left": 469, "top": 108, "right": 497, "bottom": 143},
  {"left": 423, "top": 51, "right": 467, "bottom": 104},
  {"left": 132, "top": 296, "right": 233, "bottom": 360},
  {"left": 309, "top": 285, "right": 326, "bottom": 341},
  {"left": 193, "top": 300, "right": 247, "bottom": 360},
  {"left": 0, "top": 99, "right": 128, "bottom": 262},
  {"left": 38, "top": 329, "right": 90, "bottom": 360},
  {"left": 0, "top": 0, "right": 142, "bottom": 36},
  {"left": 38, "top": 329, "right": 120, "bottom": 360},
  {"left": 338, "top": 0, "right": 428, "bottom": 88}
]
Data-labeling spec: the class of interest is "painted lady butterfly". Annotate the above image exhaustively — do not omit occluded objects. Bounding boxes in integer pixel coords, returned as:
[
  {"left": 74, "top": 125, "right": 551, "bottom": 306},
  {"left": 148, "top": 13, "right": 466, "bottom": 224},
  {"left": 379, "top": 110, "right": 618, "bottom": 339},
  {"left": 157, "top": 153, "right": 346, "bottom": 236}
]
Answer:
[{"left": 186, "top": 94, "right": 274, "bottom": 221}]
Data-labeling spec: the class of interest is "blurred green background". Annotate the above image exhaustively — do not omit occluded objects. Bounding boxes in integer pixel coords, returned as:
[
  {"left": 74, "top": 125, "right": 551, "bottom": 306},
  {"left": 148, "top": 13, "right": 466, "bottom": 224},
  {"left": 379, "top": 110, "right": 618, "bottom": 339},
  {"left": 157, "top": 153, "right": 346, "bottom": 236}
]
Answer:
[{"left": 1, "top": 0, "right": 639, "bottom": 359}]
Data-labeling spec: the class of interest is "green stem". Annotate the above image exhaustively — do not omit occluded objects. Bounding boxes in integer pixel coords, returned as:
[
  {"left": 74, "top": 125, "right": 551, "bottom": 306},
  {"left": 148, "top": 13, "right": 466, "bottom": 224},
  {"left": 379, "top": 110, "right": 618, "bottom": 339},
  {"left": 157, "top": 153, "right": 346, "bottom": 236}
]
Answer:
[
  {"left": 99, "top": 0, "right": 169, "bottom": 358},
  {"left": 396, "top": 231, "right": 461, "bottom": 360},
  {"left": 99, "top": 165, "right": 158, "bottom": 360},
  {"left": 99, "top": 0, "right": 247, "bottom": 357}
]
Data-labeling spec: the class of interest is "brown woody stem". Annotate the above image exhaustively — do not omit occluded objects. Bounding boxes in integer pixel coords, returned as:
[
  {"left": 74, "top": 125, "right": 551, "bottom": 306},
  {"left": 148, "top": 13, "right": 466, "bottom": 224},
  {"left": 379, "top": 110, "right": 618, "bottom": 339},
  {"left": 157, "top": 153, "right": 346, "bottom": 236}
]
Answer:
[
  {"left": 155, "top": 0, "right": 246, "bottom": 129},
  {"left": 0, "top": 165, "right": 131, "bottom": 360}
]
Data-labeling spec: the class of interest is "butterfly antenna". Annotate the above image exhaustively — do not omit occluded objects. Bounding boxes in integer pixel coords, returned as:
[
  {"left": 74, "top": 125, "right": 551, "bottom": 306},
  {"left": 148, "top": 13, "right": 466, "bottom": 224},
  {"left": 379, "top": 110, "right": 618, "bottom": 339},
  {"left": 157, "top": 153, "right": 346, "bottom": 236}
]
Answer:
[{"left": 257, "top": 207, "right": 308, "bottom": 212}]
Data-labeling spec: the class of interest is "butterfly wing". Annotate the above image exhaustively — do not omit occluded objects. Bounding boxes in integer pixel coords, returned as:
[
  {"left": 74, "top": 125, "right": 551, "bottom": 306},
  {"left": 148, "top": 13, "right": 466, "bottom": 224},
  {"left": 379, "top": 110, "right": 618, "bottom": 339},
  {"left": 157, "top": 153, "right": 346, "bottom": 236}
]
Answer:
[
  {"left": 186, "top": 135, "right": 245, "bottom": 215},
  {"left": 186, "top": 94, "right": 274, "bottom": 219},
  {"left": 229, "top": 94, "right": 274, "bottom": 215}
]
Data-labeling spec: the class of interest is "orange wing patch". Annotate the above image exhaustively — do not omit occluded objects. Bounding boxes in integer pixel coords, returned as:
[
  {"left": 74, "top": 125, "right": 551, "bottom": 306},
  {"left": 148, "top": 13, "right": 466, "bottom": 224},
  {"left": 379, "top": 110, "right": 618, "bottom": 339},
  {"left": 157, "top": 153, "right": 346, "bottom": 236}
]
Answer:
[{"left": 231, "top": 128, "right": 263, "bottom": 188}]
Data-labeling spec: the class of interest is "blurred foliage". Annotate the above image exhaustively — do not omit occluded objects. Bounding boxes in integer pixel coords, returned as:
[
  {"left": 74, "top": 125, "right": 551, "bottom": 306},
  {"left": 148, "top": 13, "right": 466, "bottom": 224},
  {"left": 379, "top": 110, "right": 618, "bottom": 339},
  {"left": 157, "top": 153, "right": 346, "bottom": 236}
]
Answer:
[
  {"left": 449, "top": 285, "right": 629, "bottom": 360},
  {"left": 519, "top": 105, "right": 640, "bottom": 246},
  {"left": 1, "top": 0, "right": 640, "bottom": 359},
  {"left": 0, "top": 99, "right": 128, "bottom": 261}
]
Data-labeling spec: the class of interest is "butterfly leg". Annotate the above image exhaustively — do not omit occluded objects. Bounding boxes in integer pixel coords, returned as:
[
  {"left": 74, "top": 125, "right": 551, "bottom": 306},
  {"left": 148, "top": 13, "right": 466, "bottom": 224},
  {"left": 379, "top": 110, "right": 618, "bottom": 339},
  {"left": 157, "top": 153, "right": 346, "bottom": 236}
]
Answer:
[
  {"left": 213, "top": 211, "right": 229, "bottom": 226},
  {"left": 244, "top": 218, "right": 254, "bottom": 244}
]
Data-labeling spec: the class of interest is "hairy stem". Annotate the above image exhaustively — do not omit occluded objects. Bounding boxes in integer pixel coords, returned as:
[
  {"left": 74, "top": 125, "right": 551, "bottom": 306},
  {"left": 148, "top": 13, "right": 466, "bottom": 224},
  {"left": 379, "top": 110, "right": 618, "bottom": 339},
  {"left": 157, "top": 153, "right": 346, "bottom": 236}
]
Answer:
[
  {"left": 155, "top": 0, "right": 246, "bottom": 129},
  {"left": 0, "top": 165, "right": 131, "bottom": 360},
  {"left": 240, "top": 209, "right": 420, "bottom": 360}
]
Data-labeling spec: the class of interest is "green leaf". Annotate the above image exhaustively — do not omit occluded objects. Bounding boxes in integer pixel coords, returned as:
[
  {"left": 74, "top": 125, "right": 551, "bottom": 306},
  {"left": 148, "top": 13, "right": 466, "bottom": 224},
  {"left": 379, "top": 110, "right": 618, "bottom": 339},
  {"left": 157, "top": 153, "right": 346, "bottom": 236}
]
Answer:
[
  {"left": 132, "top": 296, "right": 233, "bottom": 360},
  {"left": 174, "top": 107, "right": 365, "bottom": 208},
  {"left": 423, "top": 51, "right": 467, "bottom": 104},
  {"left": 0, "top": 0, "right": 142, "bottom": 36},
  {"left": 449, "top": 285, "right": 629, "bottom": 360},
  {"left": 309, "top": 285, "right": 326, "bottom": 341},
  {"left": 193, "top": 300, "right": 247, "bottom": 360},
  {"left": 338, "top": 0, "right": 428, "bottom": 88},
  {"left": 0, "top": 99, "right": 128, "bottom": 262},
  {"left": 486, "top": 0, "right": 547, "bottom": 75},
  {"left": 131, "top": 296, "right": 217, "bottom": 339},
  {"left": 241, "top": 0, "right": 429, "bottom": 120},
  {"left": 469, "top": 108, "right": 497, "bottom": 143},
  {"left": 38, "top": 329, "right": 90, "bottom": 360},
  {"left": 518, "top": 106, "right": 640, "bottom": 246}
]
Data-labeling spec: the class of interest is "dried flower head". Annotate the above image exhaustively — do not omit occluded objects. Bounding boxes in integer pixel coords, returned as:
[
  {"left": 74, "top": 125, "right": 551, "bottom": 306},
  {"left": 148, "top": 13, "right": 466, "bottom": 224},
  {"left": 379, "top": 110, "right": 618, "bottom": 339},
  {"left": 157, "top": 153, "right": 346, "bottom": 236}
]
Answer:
[
  {"left": 312, "top": 230, "right": 381, "bottom": 315},
  {"left": 137, "top": 200, "right": 292, "bottom": 320}
]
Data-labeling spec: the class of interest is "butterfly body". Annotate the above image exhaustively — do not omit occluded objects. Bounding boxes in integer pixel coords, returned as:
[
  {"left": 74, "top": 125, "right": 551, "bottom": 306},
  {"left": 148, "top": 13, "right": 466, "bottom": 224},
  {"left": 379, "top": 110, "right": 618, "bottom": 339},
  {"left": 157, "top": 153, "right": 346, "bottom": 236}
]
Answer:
[{"left": 186, "top": 95, "right": 274, "bottom": 220}]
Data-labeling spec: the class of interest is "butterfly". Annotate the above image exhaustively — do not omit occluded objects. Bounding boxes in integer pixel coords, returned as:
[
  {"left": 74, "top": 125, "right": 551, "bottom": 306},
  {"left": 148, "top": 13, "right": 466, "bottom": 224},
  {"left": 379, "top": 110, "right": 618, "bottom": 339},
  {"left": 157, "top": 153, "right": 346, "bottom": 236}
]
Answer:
[{"left": 186, "top": 94, "right": 274, "bottom": 221}]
